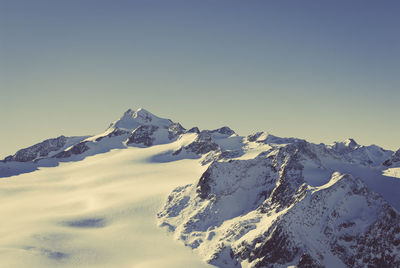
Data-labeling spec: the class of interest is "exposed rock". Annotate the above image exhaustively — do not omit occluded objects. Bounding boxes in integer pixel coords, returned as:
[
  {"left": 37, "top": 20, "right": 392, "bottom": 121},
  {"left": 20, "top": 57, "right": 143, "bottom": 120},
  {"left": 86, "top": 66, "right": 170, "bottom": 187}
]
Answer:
[
  {"left": 109, "top": 108, "right": 173, "bottom": 130},
  {"left": 4, "top": 136, "right": 67, "bottom": 162},
  {"left": 3, "top": 108, "right": 400, "bottom": 268},
  {"left": 332, "top": 138, "right": 360, "bottom": 151},
  {"left": 196, "top": 169, "right": 212, "bottom": 199},
  {"left": 297, "top": 253, "right": 324, "bottom": 268},
  {"left": 210, "top": 126, "right": 235, "bottom": 136},
  {"left": 187, "top": 127, "right": 200, "bottom": 134},
  {"left": 184, "top": 131, "right": 219, "bottom": 155},
  {"left": 168, "top": 123, "right": 186, "bottom": 140},
  {"left": 383, "top": 148, "right": 400, "bottom": 167},
  {"left": 126, "top": 125, "right": 158, "bottom": 147},
  {"left": 159, "top": 140, "right": 400, "bottom": 267},
  {"left": 95, "top": 128, "right": 129, "bottom": 142},
  {"left": 54, "top": 142, "right": 90, "bottom": 158},
  {"left": 250, "top": 226, "right": 300, "bottom": 267},
  {"left": 247, "top": 132, "right": 264, "bottom": 142}
]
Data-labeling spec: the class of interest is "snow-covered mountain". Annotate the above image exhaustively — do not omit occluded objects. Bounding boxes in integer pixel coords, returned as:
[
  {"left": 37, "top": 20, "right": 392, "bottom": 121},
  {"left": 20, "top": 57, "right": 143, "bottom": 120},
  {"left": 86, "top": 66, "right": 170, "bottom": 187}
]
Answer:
[
  {"left": 383, "top": 148, "right": 400, "bottom": 167},
  {"left": 1, "top": 108, "right": 399, "bottom": 268},
  {"left": 158, "top": 140, "right": 400, "bottom": 267}
]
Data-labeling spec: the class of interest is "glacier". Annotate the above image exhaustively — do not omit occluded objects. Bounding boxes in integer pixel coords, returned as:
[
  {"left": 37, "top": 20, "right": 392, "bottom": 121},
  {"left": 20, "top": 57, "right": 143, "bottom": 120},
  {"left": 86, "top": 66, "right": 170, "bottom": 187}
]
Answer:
[{"left": 1, "top": 108, "right": 399, "bottom": 268}]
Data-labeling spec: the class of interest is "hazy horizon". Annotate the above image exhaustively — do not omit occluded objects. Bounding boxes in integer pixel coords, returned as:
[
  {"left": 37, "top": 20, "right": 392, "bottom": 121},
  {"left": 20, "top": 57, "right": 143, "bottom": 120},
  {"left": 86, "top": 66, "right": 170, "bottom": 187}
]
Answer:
[{"left": 1, "top": 0, "right": 399, "bottom": 158}]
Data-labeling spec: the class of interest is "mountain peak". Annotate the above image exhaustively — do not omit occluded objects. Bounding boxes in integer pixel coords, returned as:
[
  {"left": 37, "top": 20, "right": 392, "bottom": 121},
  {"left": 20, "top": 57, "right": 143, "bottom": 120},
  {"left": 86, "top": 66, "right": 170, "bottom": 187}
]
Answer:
[
  {"left": 110, "top": 108, "right": 173, "bottom": 130},
  {"left": 330, "top": 138, "right": 360, "bottom": 151},
  {"left": 344, "top": 138, "right": 359, "bottom": 148},
  {"left": 132, "top": 108, "right": 157, "bottom": 122},
  {"left": 122, "top": 107, "right": 152, "bottom": 118}
]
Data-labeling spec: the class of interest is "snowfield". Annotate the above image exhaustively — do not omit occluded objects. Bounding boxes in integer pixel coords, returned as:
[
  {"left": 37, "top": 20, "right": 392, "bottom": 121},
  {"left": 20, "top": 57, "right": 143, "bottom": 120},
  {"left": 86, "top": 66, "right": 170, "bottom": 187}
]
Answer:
[
  {"left": 0, "top": 144, "right": 211, "bottom": 268},
  {"left": 383, "top": 167, "right": 400, "bottom": 179},
  {"left": 1, "top": 108, "right": 399, "bottom": 268}
]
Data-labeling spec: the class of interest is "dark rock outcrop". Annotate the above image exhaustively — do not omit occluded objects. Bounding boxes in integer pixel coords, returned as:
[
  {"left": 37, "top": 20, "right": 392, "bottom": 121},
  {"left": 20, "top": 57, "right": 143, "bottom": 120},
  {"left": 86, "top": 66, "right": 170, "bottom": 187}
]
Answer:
[
  {"left": 297, "top": 253, "right": 324, "bottom": 268},
  {"left": 184, "top": 131, "right": 219, "bottom": 155},
  {"left": 126, "top": 125, "right": 158, "bottom": 147},
  {"left": 196, "top": 169, "right": 212, "bottom": 199},
  {"left": 4, "top": 136, "right": 68, "bottom": 162},
  {"left": 383, "top": 148, "right": 400, "bottom": 167},
  {"left": 54, "top": 142, "right": 90, "bottom": 158},
  {"left": 187, "top": 127, "right": 200, "bottom": 134},
  {"left": 210, "top": 126, "right": 235, "bottom": 136},
  {"left": 95, "top": 128, "right": 129, "bottom": 142},
  {"left": 168, "top": 123, "right": 186, "bottom": 140},
  {"left": 159, "top": 139, "right": 400, "bottom": 268}
]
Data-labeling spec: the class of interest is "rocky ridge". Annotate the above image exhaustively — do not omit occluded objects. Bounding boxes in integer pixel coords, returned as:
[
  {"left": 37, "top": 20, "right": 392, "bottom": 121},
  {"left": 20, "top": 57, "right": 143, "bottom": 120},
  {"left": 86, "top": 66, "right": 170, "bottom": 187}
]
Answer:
[
  {"left": 158, "top": 137, "right": 400, "bottom": 267},
  {"left": 1, "top": 108, "right": 399, "bottom": 268}
]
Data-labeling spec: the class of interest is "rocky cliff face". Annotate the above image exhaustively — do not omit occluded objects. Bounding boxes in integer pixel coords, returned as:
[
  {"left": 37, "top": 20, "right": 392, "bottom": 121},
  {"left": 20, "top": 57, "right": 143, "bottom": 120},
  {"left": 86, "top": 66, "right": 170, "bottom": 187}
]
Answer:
[
  {"left": 383, "top": 148, "right": 400, "bottom": 167},
  {"left": 158, "top": 137, "right": 400, "bottom": 268},
  {"left": 3, "top": 136, "right": 68, "bottom": 162},
  {"left": 54, "top": 141, "right": 90, "bottom": 158}
]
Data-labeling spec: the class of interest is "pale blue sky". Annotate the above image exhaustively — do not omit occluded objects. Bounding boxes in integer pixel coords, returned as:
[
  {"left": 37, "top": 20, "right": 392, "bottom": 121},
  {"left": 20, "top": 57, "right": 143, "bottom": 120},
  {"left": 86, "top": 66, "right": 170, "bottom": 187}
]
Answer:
[{"left": 1, "top": 0, "right": 399, "bottom": 158}]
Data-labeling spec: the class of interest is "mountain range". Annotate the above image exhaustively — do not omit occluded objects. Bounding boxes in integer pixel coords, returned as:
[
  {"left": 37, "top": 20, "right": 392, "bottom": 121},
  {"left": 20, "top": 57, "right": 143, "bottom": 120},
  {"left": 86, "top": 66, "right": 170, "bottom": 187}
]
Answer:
[{"left": 1, "top": 108, "right": 399, "bottom": 268}]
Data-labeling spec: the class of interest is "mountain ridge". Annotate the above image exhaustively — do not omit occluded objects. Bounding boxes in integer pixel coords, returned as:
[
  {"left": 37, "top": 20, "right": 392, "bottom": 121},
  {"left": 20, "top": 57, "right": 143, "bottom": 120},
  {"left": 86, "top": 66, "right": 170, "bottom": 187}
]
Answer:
[
  {"left": 1, "top": 108, "right": 399, "bottom": 267},
  {"left": 2, "top": 108, "right": 396, "bottom": 166}
]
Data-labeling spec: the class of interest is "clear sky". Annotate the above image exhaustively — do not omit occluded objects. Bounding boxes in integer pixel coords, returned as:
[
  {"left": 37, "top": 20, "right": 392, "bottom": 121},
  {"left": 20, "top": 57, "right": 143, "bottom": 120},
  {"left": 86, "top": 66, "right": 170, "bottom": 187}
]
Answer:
[{"left": 1, "top": 0, "right": 399, "bottom": 158}]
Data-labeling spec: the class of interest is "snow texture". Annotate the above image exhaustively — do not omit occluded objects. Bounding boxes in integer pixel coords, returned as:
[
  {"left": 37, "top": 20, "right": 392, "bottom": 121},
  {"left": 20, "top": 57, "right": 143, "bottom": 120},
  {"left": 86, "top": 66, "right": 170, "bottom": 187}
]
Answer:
[
  {"left": 1, "top": 108, "right": 399, "bottom": 268},
  {"left": 159, "top": 133, "right": 400, "bottom": 267}
]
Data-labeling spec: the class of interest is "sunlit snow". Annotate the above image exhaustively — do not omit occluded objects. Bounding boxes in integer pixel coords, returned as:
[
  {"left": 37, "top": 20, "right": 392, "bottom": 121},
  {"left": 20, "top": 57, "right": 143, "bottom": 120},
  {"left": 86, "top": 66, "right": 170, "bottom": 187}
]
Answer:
[{"left": 0, "top": 144, "right": 211, "bottom": 268}]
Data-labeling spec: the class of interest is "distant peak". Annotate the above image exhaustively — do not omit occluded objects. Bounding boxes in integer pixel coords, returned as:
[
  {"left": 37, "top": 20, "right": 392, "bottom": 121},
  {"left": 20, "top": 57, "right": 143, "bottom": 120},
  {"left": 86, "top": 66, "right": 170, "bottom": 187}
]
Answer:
[
  {"left": 122, "top": 107, "right": 151, "bottom": 117},
  {"left": 342, "top": 138, "right": 359, "bottom": 150},
  {"left": 210, "top": 126, "right": 235, "bottom": 136},
  {"left": 331, "top": 138, "right": 360, "bottom": 151},
  {"left": 247, "top": 132, "right": 305, "bottom": 145},
  {"left": 110, "top": 108, "right": 173, "bottom": 130},
  {"left": 123, "top": 108, "right": 134, "bottom": 115},
  {"left": 120, "top": 108, "right": 156, "bottom": 121},
  {"left": 344, "top": 138, "right": 358, "bottom": 147},
  {"left": 133, "top": 108, "right": 156, "bottom": 122},
  {"left": 135, "top": 107, "right": 146, "bottom": 112}
]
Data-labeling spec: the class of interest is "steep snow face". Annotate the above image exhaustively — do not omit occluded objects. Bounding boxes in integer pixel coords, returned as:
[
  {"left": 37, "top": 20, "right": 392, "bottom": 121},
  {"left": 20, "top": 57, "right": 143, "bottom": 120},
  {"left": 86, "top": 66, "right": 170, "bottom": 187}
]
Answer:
[
  {"left": 159, "top": 154, "right": 400, "bottom": 267},
  {"left": 158, "top": 135, "right": 400, "bottom": 268}
]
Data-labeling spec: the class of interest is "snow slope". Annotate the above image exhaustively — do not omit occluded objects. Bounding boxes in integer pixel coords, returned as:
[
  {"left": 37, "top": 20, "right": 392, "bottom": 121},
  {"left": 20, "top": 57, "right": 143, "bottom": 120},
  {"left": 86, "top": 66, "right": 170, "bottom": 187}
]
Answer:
[
  {"left": 158, "top": 134, "right": 400, "bottom": 267},
  {"left": 0, "top": 144, "right": 211, "bottom": 268},
  {"left": 1, "top": 108, "right": 399, "bottom": 268}
]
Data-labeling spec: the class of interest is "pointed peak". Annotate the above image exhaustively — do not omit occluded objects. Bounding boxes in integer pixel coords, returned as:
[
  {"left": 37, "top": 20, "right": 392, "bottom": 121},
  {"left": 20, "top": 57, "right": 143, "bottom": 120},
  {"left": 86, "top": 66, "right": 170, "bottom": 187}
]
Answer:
[
  {"left": 123, "top": 108, "right": 135, "bottom": 116},
  {"left": 312, "top": 171, "right": 365, "bottom": 194},
  {"left": 132, "top": 108, "right": 157, "bottom": 122},
  {"left": 110, "top": 108, "right": 173, "bottom": 130},
  {"left": 344, "top": 138, "right": 359, "bottom": 148},
  {"left": 210, "top": 126, "right": 235, "bottom": 136},
  {"left": 122, "top": 108, "right": 152, "bottom": 117},
  {"left": 247, "top": 132, "right": 305, "bottom": 145},
  {"left": 330, "top": 138, "right": 360, "bottom": 151}
]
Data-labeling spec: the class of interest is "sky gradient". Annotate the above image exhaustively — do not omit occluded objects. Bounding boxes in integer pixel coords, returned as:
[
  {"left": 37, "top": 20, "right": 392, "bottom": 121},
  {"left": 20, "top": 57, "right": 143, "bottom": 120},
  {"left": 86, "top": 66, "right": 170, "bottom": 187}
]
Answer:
[{"left": 1, "top": 0, "right": 399, "bottom": 158}]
